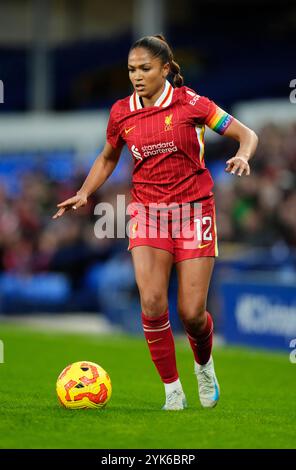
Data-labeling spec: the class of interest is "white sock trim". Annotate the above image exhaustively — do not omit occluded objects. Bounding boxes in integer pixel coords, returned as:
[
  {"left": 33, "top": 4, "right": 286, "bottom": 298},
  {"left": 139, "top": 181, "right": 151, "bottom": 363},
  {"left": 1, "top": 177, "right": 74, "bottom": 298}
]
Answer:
[{"left": 164, "top": 379, "right": 182, "bottom": 395}]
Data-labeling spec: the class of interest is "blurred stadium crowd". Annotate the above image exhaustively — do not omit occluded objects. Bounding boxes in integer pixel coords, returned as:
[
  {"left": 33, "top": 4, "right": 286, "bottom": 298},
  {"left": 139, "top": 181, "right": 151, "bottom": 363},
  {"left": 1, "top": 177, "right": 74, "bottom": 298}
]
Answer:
[
  {"left": 0, "top": 0, "right": 295, "bottom": 322},
  {"left": 215, "top": 123, "right": 296, "bottom": 248},
  {"left": 0, "top": 122, "right": 295, "bottom": 315}
]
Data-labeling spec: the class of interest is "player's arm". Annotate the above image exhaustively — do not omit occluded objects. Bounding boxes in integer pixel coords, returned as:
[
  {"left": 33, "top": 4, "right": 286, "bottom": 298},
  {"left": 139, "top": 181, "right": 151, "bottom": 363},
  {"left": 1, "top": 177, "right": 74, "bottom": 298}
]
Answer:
[
  {"left": 53, "top": 142, "right": 123, "bottom": 219},
  {"left": 189, "top": 91, "right": 259, "bottom": 177},
  {"left": 223, "top": 119, "right": 258, "bottom": 177}
]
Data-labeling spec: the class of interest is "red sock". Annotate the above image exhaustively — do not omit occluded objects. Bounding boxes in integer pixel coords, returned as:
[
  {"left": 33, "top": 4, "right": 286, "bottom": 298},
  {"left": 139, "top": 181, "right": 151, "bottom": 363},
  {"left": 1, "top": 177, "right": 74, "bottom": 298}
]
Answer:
[
  {"left": 186, "top": 311, "right": 213, "bottom": 365},
  {"left": 142, "top": 310, "right": 179, "bottom": 384}
]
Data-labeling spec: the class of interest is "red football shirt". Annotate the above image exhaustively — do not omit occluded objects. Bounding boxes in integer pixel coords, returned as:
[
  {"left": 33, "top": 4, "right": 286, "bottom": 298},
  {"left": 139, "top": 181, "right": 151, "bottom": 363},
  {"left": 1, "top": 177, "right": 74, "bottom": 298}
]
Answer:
[{"left": 106, "top": 80, "right": 233, "bottom": 204}]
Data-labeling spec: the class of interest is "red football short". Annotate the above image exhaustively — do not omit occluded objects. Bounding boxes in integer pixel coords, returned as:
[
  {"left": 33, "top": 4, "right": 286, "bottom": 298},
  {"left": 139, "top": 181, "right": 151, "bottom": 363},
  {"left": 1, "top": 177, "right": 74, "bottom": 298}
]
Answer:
[{"left": 127, "top": 196, "right": 218, "bottom": 263}]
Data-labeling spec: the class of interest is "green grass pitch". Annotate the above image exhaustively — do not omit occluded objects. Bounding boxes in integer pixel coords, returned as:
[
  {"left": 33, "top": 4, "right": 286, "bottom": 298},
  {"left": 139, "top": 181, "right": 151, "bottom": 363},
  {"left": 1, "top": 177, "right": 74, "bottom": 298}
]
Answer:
[{"left": 0, "top": 324, "right": 295, "bottom": 449}]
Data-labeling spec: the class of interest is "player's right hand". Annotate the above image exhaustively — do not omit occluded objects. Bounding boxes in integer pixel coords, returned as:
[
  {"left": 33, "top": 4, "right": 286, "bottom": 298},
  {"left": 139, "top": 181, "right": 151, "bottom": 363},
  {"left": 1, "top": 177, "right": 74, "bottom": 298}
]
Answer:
[{"left": 52, "top": 192, "right": 88, "bottom": 219}]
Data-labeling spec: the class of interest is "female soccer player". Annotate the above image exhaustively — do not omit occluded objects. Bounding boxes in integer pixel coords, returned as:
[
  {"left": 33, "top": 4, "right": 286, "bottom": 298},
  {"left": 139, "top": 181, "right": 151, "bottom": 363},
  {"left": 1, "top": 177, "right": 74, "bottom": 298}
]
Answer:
[{"left": 53, "top": 35, "right": 258, "bottom": 410}]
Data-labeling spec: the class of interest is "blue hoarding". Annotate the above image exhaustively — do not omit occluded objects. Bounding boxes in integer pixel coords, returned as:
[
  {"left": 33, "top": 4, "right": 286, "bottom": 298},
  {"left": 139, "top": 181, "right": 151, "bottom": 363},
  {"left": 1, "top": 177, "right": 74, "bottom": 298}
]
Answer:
[{"left": 220, "top": 276, "right": 296, "bottom": 351}]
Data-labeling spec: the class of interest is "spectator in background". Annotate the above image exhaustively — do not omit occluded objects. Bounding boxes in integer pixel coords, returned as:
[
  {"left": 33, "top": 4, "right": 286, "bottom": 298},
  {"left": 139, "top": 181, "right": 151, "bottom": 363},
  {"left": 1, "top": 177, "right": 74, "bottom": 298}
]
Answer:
[
  {"left": 0, "top": 122, "right": 295, "bottom": 313},
  {"left": 0, "top": 122, "right": 295, "bottom": 272}
]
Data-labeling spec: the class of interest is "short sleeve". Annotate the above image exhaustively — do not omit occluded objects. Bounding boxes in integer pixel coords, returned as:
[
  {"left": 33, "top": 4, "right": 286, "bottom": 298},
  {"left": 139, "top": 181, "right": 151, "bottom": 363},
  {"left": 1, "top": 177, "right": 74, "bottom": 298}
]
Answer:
[
  {"left": 106, "top": 103, "right": 125, "bottom": 149},
  {"left": 183, "top": 88, "right": 233, "bottom": 135}
]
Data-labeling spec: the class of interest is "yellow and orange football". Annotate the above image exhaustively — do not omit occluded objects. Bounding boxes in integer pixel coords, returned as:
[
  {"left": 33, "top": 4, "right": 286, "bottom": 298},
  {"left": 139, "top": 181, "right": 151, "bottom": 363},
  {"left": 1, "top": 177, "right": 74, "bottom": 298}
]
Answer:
[{"left": 56, "top": 361, "right": 112, "bottom": 409}]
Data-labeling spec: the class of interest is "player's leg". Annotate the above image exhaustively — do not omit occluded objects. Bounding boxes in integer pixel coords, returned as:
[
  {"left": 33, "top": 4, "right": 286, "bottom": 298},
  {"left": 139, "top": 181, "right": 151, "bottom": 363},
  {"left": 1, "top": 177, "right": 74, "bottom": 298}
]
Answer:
[
  {"left": 176, "top": 257, "right": 220, "bottom": 408},
  {"left": 131, "top": 245, "right": 187, "bottom": 410}
]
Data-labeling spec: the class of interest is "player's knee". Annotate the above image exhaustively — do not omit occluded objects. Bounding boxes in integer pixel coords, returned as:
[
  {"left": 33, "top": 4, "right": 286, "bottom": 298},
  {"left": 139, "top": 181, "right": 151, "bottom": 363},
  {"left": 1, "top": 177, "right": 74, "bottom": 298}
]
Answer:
[
  {"left": 141, "top": 290, "right": 168, "bottom": 318},
  {"left": 178, "top": 301, "right": 207, "bottom": 332}
]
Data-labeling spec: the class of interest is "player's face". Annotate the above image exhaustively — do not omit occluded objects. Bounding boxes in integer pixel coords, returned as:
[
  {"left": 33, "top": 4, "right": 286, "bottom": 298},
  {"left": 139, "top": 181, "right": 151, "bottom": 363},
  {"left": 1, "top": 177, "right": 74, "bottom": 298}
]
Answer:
[{"left": 128, "top": 48, "right": 169, "bottom": 99}]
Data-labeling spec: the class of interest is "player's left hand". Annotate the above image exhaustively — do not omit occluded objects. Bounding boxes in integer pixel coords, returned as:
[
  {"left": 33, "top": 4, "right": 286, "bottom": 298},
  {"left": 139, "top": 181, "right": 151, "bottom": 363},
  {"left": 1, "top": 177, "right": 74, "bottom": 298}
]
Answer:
[{"left": 225, "top": 156, "right": 250, "bottom": 176}]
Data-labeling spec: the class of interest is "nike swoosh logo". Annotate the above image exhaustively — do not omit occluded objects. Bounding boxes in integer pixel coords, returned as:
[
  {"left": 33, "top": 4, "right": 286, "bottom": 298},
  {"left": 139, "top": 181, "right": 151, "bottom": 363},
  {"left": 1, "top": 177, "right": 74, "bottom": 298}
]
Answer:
[
  {"left": 198, "top": 242, "right": 211, "bottom": 249},
  {"left": 132, "top": 222, "right": 138, "bottom": 234},
  {"left": 125, "top": 125, "right": 136, "bottom": 135},
  {"left": 147, "top": 338, "right": 162, "bottom": 344}
]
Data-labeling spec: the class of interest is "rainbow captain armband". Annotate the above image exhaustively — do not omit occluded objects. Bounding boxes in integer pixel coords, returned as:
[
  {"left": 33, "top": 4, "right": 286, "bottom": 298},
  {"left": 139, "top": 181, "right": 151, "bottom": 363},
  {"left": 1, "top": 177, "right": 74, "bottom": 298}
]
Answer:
[{"left": 206, "top": 106, "right": 233, "bottom": 135}]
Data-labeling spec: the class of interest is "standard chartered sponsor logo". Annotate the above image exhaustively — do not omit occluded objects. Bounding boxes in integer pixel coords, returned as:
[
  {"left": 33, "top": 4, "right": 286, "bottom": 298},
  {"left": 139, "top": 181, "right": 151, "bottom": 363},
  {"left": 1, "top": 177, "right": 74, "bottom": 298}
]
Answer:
[
  {"left": 131, "top": 145, "right": 143, "bottom": 161},
  {"left": 131, "top": 141, "right": 178, "bottom": 159},
  {"left": 142, "top": 140, "right": 177, "bottom": 157},
  {"left": 235, "top": 295, "right": 296, "bottom": 337}
]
